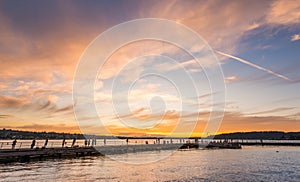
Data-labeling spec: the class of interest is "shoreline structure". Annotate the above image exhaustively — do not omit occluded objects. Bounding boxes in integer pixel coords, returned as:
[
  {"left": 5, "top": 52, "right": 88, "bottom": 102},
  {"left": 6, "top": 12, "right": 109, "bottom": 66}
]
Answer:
[
  {"left": 1, "top": 129, "right": 299, "bottom": 163},
  {"left": 1, "top": 138, "right": 299, "bottom": 163}
]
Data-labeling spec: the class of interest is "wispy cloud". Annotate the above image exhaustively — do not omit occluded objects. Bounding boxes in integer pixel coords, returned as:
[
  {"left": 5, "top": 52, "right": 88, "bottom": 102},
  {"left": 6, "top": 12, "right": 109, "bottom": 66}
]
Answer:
[
  {"left": 13, "top": 123, "right": 80, "bottom": 133},
  {"left": 267, "top": 0, "right": 300, "bottom": 25},
  {"left": 0, "top": 114, "right": 14, "bottom": 119},
  {"left": 215, "top": 50, "right": 291, "bottom": 81},
  {"left": 102, "top": 110, "right": 300, "bottom": 136},
  {"left": 247, "top": 107, "right": 296, "bottom": 116},
  {"left": 220, "top": 111, "right": 300, "bottom": 133},
  {"left": 225, "top": 76, "right": 238, "bottom": 83},
  {"left": 0, "top": 95, "right": 28, "bottom": 108},
  {"left": 291, "top": 34, "right": 300, "bottom": 42}
]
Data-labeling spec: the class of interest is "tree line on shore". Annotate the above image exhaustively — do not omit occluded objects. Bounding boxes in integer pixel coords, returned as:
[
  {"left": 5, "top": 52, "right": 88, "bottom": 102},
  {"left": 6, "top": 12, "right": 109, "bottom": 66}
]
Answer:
[{"left": 212, "top": 131, "right": 300, "bottom": 140}]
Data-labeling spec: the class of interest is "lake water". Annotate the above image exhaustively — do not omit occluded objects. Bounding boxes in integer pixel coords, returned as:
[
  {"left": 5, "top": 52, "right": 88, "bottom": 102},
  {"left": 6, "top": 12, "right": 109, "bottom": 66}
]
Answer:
[{"left": 0, "top": 146, "right": 299, "bottom": 181}]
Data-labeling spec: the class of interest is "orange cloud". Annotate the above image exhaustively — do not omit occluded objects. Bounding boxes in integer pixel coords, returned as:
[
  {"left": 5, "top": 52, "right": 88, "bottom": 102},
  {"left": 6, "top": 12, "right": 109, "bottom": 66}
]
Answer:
[
  {"left": 145, "top": 0, "right": 271, "bottom": 52},
  {"left": 267, "top": 0, "right": 300, "bottom": 24},
  {"left": 2, "top": 123, "right": 80, "bottom": 133},
  {"left": 0, "top": 95, "right": 29, "bottom": 108},
  {"left": 218, "top": 111, "right": 300, "bottom": 133},
  {"left": 105, "top": 110, "right": 300, "bottom": 137}
]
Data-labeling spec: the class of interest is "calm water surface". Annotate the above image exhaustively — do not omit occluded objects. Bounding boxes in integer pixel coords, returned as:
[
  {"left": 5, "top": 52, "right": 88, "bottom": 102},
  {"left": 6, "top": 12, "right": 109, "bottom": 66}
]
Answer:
[{"left": 0, "top": 146, "right": 299, "bottom": 181}]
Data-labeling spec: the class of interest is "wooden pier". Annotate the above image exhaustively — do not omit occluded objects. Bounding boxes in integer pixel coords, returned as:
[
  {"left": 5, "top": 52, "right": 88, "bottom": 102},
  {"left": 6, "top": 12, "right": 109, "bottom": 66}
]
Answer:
[{"left": 0, "top": 147, "right": 99, "bottom": 163}]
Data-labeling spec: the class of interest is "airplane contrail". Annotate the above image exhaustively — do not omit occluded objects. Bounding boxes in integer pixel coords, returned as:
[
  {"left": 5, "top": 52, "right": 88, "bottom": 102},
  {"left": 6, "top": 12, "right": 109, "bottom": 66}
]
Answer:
[{"left": 215, "top": 50, "right": 291, "bottom": 81}]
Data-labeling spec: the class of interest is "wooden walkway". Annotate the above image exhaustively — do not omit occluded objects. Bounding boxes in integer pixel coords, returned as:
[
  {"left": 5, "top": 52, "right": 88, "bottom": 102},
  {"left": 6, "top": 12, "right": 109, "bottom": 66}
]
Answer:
[
  {"left": 0, "top": 147, "right": 99, "bottom": 163},
  {"left": 0, "top": 143, "right": 192, "bottom": 163}
]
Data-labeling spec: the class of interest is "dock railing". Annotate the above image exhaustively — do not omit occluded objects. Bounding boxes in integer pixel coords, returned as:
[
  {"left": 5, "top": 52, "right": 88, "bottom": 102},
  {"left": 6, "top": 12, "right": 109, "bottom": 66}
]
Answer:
[
  {"left": 0, "top": 138, "right": 194, "bottom": 150},
  {"left": 1, "top": 139, "right": 299, "bottom": 150}
]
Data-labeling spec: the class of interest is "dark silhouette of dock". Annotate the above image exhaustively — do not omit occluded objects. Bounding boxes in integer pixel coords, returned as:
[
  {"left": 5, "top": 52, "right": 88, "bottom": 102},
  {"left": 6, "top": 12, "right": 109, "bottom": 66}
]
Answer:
[
  {"left": 0, "top": 147, "right": 99, "bottom": 163},
  {"left": 0, "top": 143, "right": 189, "bottom": 163}
]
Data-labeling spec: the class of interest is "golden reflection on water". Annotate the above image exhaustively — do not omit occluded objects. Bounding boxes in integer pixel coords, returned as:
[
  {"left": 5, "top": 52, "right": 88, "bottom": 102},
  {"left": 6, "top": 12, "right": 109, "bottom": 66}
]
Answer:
[{"left": 0, "top": 146, "right": 299, "bottom": 181}]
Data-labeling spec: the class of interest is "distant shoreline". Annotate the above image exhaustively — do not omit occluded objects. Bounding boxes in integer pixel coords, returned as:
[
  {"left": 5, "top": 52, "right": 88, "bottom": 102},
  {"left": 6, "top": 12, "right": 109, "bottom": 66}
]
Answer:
[{"left": 1, "top": 128, "right": 299, "bottom": 140}]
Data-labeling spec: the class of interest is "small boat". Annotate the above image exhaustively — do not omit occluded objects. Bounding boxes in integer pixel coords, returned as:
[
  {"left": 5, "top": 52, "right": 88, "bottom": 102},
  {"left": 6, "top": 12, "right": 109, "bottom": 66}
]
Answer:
[{"left": 179, "top": 143, "right": 199, "bottom": 149}]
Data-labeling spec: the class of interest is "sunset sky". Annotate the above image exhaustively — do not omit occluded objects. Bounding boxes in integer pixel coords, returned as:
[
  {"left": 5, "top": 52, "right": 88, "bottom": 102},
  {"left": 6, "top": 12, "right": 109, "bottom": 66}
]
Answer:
[{"left": 0, "top": 0, "right": 300, "bottom": 136}]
